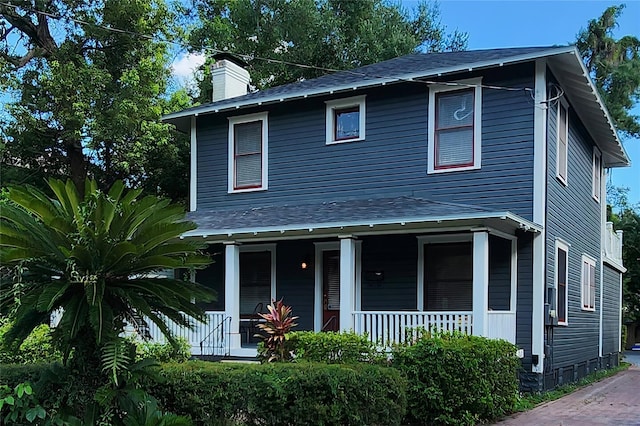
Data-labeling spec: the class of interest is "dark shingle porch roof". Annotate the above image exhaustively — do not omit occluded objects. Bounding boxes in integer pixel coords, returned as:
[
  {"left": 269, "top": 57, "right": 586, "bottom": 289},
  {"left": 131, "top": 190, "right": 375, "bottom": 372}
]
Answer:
[{"left": 182, "top": 196, "right": 541, "bottom": 241}]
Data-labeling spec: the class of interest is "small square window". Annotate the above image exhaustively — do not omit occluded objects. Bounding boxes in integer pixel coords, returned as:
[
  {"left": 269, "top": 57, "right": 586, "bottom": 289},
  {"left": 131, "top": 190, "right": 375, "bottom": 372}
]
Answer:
[
  {"left": 334, "top": 107, "right": 360, "bottom": 141},
  {"left": 326, "top": 95, "right": 366, "bottom": 144},
  {"left": 428, "top": 78, "right": 482, "bottom": 174}
]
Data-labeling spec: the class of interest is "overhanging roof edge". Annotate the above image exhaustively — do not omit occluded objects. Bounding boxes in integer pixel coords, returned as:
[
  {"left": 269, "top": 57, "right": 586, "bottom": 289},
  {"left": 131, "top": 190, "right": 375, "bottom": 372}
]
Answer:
[{"left": 181, "top": 211, "right": 542, "bottom": 239}]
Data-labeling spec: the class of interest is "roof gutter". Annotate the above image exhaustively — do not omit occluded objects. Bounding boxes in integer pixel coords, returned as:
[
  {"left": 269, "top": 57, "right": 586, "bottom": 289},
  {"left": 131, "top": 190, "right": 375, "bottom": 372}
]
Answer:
[{"left": 180, "top": 211, "right": 542, "bottom": 240}]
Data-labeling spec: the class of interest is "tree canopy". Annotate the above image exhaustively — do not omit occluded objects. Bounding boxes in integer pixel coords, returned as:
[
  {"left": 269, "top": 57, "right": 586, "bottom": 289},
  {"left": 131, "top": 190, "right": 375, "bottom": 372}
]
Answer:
[
  {"left": 0, "top": 0, "right": 188, "bottom": 200},
  {"left": 577, "top": 4, "right": 640, "bottom": 138},
  {"left": 186, "top": 0, "right": 468, "bottom": 101}
]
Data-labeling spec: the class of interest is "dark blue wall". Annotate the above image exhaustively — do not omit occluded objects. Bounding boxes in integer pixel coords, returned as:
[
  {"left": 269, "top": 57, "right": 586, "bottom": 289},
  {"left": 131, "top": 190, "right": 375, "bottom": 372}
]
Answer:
[
  {"left": 196, "top": 63, "right": 535, "bottom": 220},
  {"left": 545, "top": 70, "right": 603, "bottom": 369}
]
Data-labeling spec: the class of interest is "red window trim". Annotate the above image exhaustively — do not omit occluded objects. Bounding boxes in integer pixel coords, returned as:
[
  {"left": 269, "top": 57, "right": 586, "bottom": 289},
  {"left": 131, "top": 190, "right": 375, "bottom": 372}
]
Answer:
[
  {"left": 434, "top": 88, "right": 475, "bottom": 170},
  {"left": 333, "top": 106, "right": 360, "bottom": 141},
  {"left": 233, "top": 120, "right": 263, "bottom": 190},
  {"left": 557, "top": 246, "right": 567, "bottom": 323}
]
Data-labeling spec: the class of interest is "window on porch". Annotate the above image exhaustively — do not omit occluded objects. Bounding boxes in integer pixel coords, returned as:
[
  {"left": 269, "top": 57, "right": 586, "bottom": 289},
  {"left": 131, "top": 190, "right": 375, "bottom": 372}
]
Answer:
[
  {"left": 240, "top": 251, "right": 271, "bottom": 315},
  {"left": 424, "top": 242, "right": 472, "bottom": 311}
]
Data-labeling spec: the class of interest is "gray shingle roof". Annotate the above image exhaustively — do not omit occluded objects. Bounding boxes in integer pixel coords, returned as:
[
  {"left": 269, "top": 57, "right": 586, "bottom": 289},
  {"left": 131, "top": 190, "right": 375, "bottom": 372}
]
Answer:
[
  {"left": 181, "top": 196, "right": 545, "bottom": 240},
  {"left": 167, "top": 46, "right": 563, "bottom": 120}
]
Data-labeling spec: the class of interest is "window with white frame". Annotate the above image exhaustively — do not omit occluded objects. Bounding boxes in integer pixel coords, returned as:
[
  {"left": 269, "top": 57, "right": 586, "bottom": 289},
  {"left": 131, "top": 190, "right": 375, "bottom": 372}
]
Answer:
[
  {"left": 581, "top": 255, "right": 596, "bottom": 311},
  {"left": 428, "top": 78, "right": 482, "bottom": 173},
  {"left": 555, "top": 240, "right": 569, "bottom": 325},
  {"left": 325, "top": 95, "right": 366, "bottom": 144},
  {"left": 556, "top": 101, "right": 569, "bottom": 185},
  {"left": 592, "top": 147, "right": 601, "bottom": 202},
  {"left": 228, "top": 112, "right": 268, "bottom": 193}
]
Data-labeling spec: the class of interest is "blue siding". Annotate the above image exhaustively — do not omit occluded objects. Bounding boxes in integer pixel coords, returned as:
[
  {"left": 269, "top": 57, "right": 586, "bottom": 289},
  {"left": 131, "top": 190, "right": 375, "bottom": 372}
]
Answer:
[
  {"left": 545, "top": 71, "right": 603, "bottom": 368},
  {"left": 196, "top": 63, "right": 535, "bottom": 220},
  {"left": 602, "top": 265, "right": 621, "bottom": 355},
  {"left": 516, "top": 232, "right": 534, "bottom": 374},
  {"left": 488, "top": 235, "right": 512, "bottom": 311}
]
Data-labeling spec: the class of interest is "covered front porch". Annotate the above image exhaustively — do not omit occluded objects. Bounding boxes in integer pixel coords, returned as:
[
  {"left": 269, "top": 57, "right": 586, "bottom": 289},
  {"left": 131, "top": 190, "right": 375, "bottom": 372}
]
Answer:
[
  {"left": 155, "top": 232, "right": 529, "bottom": 358},
  {"left": 148, "top": 197, "right": 539, "bottom": 357}
]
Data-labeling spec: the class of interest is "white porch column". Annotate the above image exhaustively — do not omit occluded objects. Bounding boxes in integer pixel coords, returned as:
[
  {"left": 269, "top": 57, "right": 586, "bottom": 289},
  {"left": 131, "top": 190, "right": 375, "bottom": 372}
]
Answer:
[
  {"left": 472, "top": 231, "right": 489, "bottom": 337},
  {"left": 339, "top": 236, "right": 357, "bottom": 331},
  {"left": 224, "top": 242, "right": 242, "bottom": 351}
]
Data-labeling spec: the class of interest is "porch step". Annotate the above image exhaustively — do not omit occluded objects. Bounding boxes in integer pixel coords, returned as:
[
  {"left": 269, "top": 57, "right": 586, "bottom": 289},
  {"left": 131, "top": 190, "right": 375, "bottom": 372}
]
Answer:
[
  {"left": 191, "top": 354, "right": 259, "bottom": 363},
  {"left": 220, "top": 356, "right": 259, "bottom": 364}
]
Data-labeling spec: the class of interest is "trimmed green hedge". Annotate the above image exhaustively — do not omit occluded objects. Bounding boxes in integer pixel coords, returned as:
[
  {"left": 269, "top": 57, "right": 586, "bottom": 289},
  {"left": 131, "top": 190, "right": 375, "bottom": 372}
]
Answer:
[
  {"left": 392, "top": 332, "right": 520, "bottom": 425},
  {"left": 148, "top": 361, "right": 407, "bottom": 426},
  {"left": 272, "top": 330, "right": 383, "bottom": 364}
]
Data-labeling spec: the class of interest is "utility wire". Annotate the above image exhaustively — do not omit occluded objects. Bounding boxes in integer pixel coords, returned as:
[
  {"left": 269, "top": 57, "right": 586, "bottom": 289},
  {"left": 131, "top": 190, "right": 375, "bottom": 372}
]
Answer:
[{"left": 0, "top": 0, "right": 542, "bottom": 97}]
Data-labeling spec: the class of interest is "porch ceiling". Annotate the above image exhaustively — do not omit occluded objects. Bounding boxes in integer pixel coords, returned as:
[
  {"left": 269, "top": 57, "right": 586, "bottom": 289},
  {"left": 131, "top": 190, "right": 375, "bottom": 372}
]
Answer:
[{"left": 181, "top": 196, "right": 541, "bottom": 242}]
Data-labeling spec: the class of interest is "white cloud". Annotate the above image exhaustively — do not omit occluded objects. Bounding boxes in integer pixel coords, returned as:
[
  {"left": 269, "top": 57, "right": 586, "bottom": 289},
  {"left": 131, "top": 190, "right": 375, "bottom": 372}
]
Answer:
[{"left": 171, "top": 52, "right": 206, "bottom": 80}]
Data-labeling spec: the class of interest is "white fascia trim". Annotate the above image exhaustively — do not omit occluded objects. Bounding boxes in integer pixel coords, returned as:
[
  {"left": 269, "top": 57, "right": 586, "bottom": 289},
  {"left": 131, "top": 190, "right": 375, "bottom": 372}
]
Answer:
[
  {"left": 427, "top": 77, "right": 482, "bottom": 174},
  {"left": 531, "top": 58, "right": 547, "bottom": 374},
  {"left": 163, "top": 47, "right": 576, "bottom": 121},
  {"left": 182, "top": 211, "right": 542, "bottom": 238},
  {"left": 568, "top": 47, "right": 626, "bottom": 161},
  {"left": 603, "top": 257, "right": 626, "bottom": 273},
  {"left": 227, "top": 112, "right": 269, "bottom": 193},
  {"left": 190, "top": 116, "right": 197, "bottom": 212},
  {"left": 325, "top": 95, "right": 366, "bottom": 144}
]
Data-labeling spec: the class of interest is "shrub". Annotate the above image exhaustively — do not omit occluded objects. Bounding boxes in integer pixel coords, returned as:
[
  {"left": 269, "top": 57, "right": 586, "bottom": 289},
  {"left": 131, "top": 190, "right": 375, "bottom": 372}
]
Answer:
[
  {"left": 392, "top": 331, "right": 520, "bottom": 425},
  {"left": 283, "top": 330, "right": 384, "bottom": 364},
  {"left": 133, "top": 337, "right": 192, "bottom": 363},
  {"left": 0, "top": 320, "right": 61, "bottom": 364},
  {"left": 148, "top": 360, "right": 407, "bottom": 426}
]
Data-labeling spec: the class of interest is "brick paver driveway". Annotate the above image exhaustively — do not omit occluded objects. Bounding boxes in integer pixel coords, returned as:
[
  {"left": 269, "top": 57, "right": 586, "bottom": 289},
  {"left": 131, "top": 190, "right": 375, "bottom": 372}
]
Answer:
[{"left": 496, "top": 366, "right": 640, "bottom": 425}]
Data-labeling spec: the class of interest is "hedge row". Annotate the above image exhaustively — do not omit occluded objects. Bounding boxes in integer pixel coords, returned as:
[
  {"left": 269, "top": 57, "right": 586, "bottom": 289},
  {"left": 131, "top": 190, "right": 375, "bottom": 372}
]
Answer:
[
  {"left": 147, "top": 361, "right": 407, "bottom": 426},
  {"left": 393, "top": 331, "right": 520, "bottom": 425}
]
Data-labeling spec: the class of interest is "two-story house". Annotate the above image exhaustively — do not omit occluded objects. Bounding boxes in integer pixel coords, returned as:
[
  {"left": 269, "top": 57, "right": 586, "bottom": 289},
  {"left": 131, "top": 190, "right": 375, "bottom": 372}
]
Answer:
[{"left": 162, "top": 46, "right": 628, "bottom": 391}]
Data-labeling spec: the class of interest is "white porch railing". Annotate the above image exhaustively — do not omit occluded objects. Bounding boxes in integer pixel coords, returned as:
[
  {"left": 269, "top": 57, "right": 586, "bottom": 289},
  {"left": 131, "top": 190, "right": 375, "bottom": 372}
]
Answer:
[
  {"left": 487, "top": 311, "right": 516, "bottom": 344},
  {"left": 145, "top": 311, "right": 226, "bottom": 355},
  {"left": 604, "top": 222, "right": 623, "bottom": 266},
  {"left": 353, "top": 311, "right": 472, "bottom": 346}
]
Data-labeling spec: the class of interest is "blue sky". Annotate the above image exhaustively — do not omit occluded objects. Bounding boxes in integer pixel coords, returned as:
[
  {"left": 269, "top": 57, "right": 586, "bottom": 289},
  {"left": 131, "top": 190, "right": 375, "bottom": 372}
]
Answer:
[{"left": 408, "top": 0, "right": 639, "bottom": 204}]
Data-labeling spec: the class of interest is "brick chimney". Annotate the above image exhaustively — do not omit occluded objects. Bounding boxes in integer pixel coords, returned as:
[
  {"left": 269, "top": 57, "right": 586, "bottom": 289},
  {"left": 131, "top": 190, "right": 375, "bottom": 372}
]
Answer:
[{"left": 211, "top": 53, "right": 250, "bottom": 102}]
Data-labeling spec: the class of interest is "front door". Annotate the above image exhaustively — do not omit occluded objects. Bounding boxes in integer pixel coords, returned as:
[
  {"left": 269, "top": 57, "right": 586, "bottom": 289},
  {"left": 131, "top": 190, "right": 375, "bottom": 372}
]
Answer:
[{"left": 322, "top": 250, "right": 340, "bottom": 331}]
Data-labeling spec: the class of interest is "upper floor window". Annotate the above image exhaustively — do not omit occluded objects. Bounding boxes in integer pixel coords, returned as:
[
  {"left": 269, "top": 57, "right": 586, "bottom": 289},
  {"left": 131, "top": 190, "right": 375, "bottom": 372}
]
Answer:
[
  {"left": 555, "top": 240, "right": 569, "bottom": 325},
  {"left": 428, "top": 78, "right": 482, "bottom": 174},
  {"left": 325, "top": 95, "right": 366, "bottom": 144},
  {"left": 581, "top": 255, "right": 596, "bottom": 311},
  {"left": 592, "top": 147, "right": 601, "bottom": 202},
  {"left": 228, "top": 112, "right": 268, "bottom": 193},
  {"left": 556, "top": 101, "right": 569, "bottom": 185}
]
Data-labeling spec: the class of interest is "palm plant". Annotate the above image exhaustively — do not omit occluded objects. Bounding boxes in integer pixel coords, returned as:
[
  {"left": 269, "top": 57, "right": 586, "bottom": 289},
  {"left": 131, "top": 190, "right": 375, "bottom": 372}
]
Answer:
[{"left": 0, "top": 179, "right": 214, "bottom": 369}]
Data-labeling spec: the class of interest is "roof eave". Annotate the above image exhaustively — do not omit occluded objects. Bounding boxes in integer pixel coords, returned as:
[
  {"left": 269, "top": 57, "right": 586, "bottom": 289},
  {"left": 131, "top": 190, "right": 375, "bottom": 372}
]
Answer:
[
  {"left": 162, "top": 46, "right": 576, "bottom": 123},
  {"left": 180, "top": 211, "right": 542, "bottom": 241}
]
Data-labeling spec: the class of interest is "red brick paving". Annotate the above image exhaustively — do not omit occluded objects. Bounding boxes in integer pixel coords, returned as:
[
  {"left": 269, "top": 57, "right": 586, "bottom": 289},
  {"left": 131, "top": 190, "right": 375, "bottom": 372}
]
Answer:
[{"left": 495, "top": 366, "right": 640, "bottom": 426}]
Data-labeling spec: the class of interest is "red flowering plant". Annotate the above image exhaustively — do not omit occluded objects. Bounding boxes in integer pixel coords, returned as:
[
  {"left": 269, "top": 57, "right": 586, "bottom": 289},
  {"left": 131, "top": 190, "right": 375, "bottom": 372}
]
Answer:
[{"left": 256, "top": 299, "right": 298, "bottom": 362}]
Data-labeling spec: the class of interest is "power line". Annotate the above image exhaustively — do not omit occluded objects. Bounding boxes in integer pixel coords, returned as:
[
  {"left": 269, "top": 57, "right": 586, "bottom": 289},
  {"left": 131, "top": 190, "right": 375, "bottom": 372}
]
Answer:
[{"left": 0, "top": 0, "right": 540, "bottom": 96}]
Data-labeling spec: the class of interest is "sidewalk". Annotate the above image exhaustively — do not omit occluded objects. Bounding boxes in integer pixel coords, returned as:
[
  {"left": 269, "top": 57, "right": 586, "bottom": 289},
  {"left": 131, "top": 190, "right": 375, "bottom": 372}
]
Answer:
[{"left": 495, "top": 366, "right": 640, "bottom": 425}]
